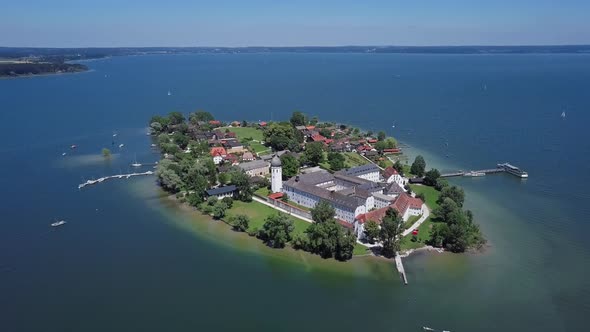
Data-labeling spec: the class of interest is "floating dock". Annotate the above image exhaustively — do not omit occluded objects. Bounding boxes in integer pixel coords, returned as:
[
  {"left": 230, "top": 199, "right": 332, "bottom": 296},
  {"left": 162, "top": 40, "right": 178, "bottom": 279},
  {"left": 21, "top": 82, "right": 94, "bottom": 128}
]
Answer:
[{"left": 78, "top": 171, "right": 154, "bottom": 189}]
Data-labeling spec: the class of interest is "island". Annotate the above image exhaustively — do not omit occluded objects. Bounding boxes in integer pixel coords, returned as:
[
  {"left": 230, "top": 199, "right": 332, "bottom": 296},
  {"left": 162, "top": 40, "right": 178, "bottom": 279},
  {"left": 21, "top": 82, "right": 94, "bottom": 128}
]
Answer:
[{"left": 148, "top": 110, "right": 485, "bottom": 262}]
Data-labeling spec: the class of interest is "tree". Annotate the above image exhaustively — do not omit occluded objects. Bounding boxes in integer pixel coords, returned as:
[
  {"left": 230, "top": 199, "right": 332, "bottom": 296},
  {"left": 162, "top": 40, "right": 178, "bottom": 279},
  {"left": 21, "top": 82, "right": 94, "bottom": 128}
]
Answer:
[
  {"left": 168, "top": 111, "right": 185, "bottom": 125},
  {"left": 377, "top": 131, "right": 386, "bottom": 141},
  {"left": 319, "top": 128, "right": 332, "bottom": 138},
  {"left": 189, "top": 110, "right": 214, "bottom": 123},
  {"left": 207, "top": 196, "right": 218, "bottom": 206},
  {"left": 438, "top": 186, "right": 465, "bottom": 207},
  {"left": 435, "top": 178, "right": 449, "bottom": 191},
  {"left": 434, "top": 197, "right": 459, "bottom": 222},
  {"left": 221, "top": 196, "right": 233, "bottom": 209},
  {"left": 305, "top": 219, "right": 341, "bottom": 258},
  {"left": 290, "top": 111, "right": 306, "bottom": 127},
  {"left": 335, "top": 229, "right": 356, "bottom": 261},
  {"left": 415, "top": 192, "right": 426, "bottom": 202},
  {"left": 212, "top": 202, "right": 228, "bottom": 219},
  {"left": 363, "top": 219, "right": 380, "bottom": 244},
  {"left": 241, "top": 120, "right": 248, "bottom": 127},
  {"left": 101, "top": 148, "right": 111, "bottom": 158},
  {"left": 155, "top": 160, "right": 185, "bottom": 193},
  {"left": 379, "top": 208, "right": 403, "bottom": 258},
  {"left": 303, "top": 141, "right": 325, "bottom": 166},
  {"left": 232, "top": 214, "right": 250, "bottom": 232},
  {"left": 150, "top": 121, "right": 163, "bottom": 134},
  {"left": 309, "top": 116, "right": 319, "bottom": 126},
  {"left": 327, "top": 152, "right": 345, "bottom": 171},
  {"left": 229, "top": 169, "right": 252, "bottom": 202},
  {"left": 264, "top": 122, "right": 297, "bottom": 151},
  {"left": 410, "top": 155, "right": 426, "bottom": 177},
  {"left": 393, "top": 160, "right": 404, "bottom": 176},
  {"left": 218, "top": 172, "right": 230, "bottom": 185},
  {"left": 311, "top": 200, "right": 335, "bottom": 224},
  {"left": 173, "top": 132, "right": 190, "bottom": 149},
  {"left": 280, "top": 154, "right": 299, "bottom": 179},
  {"left": 424, "top": 168, "right": 441, "bottom": 186},
  {"left": 259, "top": 213, "right": 294, "bottom": 248}
]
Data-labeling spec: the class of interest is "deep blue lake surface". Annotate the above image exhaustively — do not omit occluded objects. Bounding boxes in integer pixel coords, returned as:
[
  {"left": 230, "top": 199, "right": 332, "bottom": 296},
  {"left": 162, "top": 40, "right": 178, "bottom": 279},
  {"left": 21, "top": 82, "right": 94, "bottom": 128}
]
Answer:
[{"left": 0, "top": 53, "right": 589, "bottom": 331}]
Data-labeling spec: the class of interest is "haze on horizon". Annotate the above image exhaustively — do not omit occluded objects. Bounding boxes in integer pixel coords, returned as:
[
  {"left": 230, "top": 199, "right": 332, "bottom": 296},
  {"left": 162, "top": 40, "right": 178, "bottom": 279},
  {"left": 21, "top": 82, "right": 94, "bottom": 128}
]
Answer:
[{"left": 2, "top": 0, "right": 589, "bottom": 48}]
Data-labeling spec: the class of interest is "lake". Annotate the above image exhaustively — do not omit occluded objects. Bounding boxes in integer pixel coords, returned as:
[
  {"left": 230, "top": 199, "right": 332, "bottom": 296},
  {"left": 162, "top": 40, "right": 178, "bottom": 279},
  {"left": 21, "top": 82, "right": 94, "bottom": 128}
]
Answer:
[{"left": 0, "top": 53, "right": 589, "bottom": 331}]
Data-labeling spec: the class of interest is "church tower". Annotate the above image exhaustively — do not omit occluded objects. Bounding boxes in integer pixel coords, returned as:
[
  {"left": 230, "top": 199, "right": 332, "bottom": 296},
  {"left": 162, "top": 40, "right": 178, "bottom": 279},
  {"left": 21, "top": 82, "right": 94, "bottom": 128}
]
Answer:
[{"left": 271, "top": 155, "right": 283, "bottom": 193}]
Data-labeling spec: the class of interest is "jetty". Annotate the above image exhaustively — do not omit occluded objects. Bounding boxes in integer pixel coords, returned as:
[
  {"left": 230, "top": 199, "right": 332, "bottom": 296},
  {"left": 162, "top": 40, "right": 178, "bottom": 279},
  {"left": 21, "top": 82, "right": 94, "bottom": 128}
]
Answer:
[
  {"left": 78, "top": 171, "right": 154, "bottom": 189},
  {"left": 394, "top": 255, "right": 408, "bottom": 285},
  {"left": 441, "top": 162, "right": 527, "bottom": 178}
]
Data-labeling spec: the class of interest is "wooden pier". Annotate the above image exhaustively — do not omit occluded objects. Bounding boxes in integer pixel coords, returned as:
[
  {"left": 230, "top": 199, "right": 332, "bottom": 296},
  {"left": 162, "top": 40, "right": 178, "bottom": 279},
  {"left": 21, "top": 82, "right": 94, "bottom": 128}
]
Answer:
[
  {"left": 394, "top": 255, "right": 408, "bottom": 285},
  {"left": 78, "top": 171, "right": 154, "bottom": 189}
]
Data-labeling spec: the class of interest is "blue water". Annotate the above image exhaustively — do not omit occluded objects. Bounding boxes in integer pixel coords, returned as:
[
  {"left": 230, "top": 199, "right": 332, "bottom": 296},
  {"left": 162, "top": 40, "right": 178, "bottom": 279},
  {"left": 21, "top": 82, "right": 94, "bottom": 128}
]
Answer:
[{"left": 1, "top": 53, "right": 589, "bottom": 331}]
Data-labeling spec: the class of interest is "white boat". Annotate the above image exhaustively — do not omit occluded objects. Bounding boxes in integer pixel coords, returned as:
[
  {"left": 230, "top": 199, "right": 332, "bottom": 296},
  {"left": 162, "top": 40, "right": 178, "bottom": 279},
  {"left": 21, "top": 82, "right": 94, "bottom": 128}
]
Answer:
[
  {"left": 131, "top": 154, "right": 142, "bottom": 167},
  {"left": 51, "top": 220, "right": 67, "bottom": 227},
  {"left": 167, "top": 90, "right": 172, "bottom": 96},
  {"left": 62, "top": 152, "right": 67, "bottom": 156},
  {"left": 561, "top": 111, "right": 566, "bottom": 118},
  {"left": 151, "top": 143, "right": 157, "bottom": 147},
  {"left": 119, "top": 144, "right": 124, "bottom": 148}
]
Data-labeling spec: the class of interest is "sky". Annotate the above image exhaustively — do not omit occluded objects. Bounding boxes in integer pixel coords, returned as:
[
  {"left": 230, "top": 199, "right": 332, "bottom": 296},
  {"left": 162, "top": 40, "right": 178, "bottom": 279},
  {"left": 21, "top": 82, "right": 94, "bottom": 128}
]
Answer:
[{"left": 1, "top": 0, "right": 589, "bottom": 47}]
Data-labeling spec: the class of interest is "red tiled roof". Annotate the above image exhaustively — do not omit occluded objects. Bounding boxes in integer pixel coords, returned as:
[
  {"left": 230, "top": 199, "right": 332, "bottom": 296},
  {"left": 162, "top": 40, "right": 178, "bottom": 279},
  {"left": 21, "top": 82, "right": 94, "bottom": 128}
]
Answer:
[
  {"left": 383, "top": 148, "right": 401, "bottom": 153},
  {"left": 338, "top": 220, "right": 354, "bottom": 229},
  {"left": 368, "top": 139, "right": 378, "bottom": 143},
  {"left": 392, "top": 193, "right": 423, "bottom": 215},
  {"left": 356, "top": 205, "right": 392, "bottom": 224},
  {"left": 268, "top": 192, "right": 284, "bottom": 199},
  {"left": 311, "top": 134, "right": 327, "bottom": 142},
  {"left": 383, "top": 166, "right": 398, "bottom": 178},
  {"left": 209, "top": 120, "right": 221, "bottom": 125},
  {"left": 210, "top": 147, "right": 227, "bottom": 157},
  {"left": 259, "top": 121, "right": 267, "bottom": 126}
]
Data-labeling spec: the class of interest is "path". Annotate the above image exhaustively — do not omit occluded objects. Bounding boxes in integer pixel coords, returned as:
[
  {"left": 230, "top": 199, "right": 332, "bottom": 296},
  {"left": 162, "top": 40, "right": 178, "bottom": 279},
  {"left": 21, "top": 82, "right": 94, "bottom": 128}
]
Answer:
[{"left": 402, "top": 206, "right": 430, "bottom": 237}]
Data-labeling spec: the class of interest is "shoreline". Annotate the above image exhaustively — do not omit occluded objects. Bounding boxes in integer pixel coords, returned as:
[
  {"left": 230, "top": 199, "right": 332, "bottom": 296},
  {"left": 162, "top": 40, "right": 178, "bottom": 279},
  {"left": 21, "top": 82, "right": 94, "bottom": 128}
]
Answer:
[{"left": 0, "top": 68, "right": 92, "bottom": 80}]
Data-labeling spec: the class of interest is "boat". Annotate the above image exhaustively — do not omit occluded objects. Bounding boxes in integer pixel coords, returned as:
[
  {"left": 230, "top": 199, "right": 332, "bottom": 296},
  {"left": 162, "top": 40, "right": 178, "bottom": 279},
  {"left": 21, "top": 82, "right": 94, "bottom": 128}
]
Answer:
[
  {"left": 498, "top": 162, "right": 528, "bottom": 178},
  {"left": 561, "top": 111, "right": 566, "bottom": 118},
  {"left": 131, "top": 154, "right": 142, "bottom": 167},
  {"left": 62, "top": 152, "right": 67, "bottom": 156},
  {"left": 51, "top": 220, "right": 67, "bottom": 227},
  {"left": 119, "top": 144, "right": 124, "bottom": 148},
  {"left": 464, "top": 171, "right": 485, "bottom": 177},
  {"left": 167, "top": 90, "right": 172, "bottom": 96},
  {"left": 70, "top": 144, "right": 77, "bottom": 149},
  {"left": 150, "top": 143, "right": 157, "bottom": 147},
  {"left": 112, "top": 133, "right": 117, "bottom": 137},
  {"left": 422, "top": 328, "right": 435, "bottom": 331}
]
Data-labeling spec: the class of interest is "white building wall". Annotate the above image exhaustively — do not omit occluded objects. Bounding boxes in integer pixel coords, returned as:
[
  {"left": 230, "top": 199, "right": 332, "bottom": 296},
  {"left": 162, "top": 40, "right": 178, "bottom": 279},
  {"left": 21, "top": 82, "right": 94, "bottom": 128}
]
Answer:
[
  {"left": 271, "top": 166, "right": 282, "bottom": 193},
  {"left": 213, "top": 156, "right": 223, "bottom": 165},
  {"left": 357, "top": 171, "right": 380, "bottom": 182}
]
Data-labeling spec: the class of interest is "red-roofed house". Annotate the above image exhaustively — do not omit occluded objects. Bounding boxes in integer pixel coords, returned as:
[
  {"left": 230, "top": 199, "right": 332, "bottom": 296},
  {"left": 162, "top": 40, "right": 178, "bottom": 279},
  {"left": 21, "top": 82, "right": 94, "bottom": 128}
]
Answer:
[
  {"left": 210, "top": 147, "right": 227, "bottom": 164},
  {"left": 383, "top": 166, "right": 404, "bottom": 186},
  {"left": 224, "top": 153, "right": 239, "bottom": 165},
  {"left": 310, "top": 134, "right": 327, "bottom": 143},
  {"left": 209, "top": 120, "right": 221, "bottom": 126},
  {"left": 383, "top": 148, "right": 401, "bottom": 154},
  {"left": 368, "top": 138, "right": 378, "bottom": 144},
  {"left": 354, "top": 193, "right": 424, "bottom": 239},
  {"left": 259, "top": 121, "right": 267, "bottom": 127}
]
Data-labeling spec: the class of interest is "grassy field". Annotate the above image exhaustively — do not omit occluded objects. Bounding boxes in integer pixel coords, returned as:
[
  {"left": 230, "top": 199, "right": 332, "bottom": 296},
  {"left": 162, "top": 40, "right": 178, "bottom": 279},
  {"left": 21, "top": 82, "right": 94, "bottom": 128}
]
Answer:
[
  {"left": 353, "top": 243, "right": 371, "bottom": 256},
  {"left": 226, "top": 200, "right": 311, "bottom": 235},
  {"left": 343, "top": 152, "right": 370, "bottom": 167},
  {"left": 399, "top": 184, "right": 442, "bottom": 250},
  {"left": 403, "top": 215, "right": 421, "bottom": 230},
  {"left": 229, "top": 127, "right": 269, "bottom": 154},
  {"left": 230, "top": 126, "right": 264, "bottom": 141}
]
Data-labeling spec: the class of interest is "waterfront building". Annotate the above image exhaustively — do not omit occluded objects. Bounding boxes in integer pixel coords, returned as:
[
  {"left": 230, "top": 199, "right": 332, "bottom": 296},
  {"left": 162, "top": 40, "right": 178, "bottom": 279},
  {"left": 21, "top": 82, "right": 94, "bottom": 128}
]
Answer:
[
  {"left": 383, "top": 166, "right": 405, "bottom": 187},
  {"left": 335, "top": 164, "right": 381, "bottom": 182},
  {"left": 205, "top": 185, "right": 237, "bottom": 200}
]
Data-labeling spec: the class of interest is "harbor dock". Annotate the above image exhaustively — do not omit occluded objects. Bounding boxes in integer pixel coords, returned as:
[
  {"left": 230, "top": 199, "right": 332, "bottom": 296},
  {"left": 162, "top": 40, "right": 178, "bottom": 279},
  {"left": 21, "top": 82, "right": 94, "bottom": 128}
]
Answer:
[
  {"left": 441, "top": 162, "right": 528, "bottom": 178},
  {"left": 78, "top": 171, "right": 154, "bottom": 189}
]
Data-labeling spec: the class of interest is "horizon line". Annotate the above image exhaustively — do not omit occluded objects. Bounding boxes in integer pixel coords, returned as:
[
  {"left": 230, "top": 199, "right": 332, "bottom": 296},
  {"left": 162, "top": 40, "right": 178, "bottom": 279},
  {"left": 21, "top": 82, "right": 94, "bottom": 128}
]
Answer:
[{"left": 2, "top": 44, "right": 590, "bottom": 49}]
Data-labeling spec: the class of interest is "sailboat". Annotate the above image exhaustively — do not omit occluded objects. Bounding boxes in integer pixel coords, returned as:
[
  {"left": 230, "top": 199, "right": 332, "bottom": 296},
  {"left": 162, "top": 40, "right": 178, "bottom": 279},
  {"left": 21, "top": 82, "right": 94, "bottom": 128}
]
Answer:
[
  {"left": 392, "top": 122, "right": 396, "bottom": 128},
  {"left": 561, "top": 111, "right": 566, "bottom": 118},
  {"left": 131, "top": 154, "right": 142, "bottom": 167},
  {"left": 167, "top": 90, "right": 172, "bottom": 96}
]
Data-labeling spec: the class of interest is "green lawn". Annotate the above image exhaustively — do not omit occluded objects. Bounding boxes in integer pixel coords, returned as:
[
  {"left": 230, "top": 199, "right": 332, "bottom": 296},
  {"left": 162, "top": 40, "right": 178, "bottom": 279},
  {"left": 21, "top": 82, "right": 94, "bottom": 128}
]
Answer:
[
  {"left": 403, "top": 215, "right": 421, "bottom": 230},
  {"left": 343, "top": 152, "right": 370, "bottom": 168},
  {"left": 225, "top": 200, "right": 311, "bottom": 235},
  {"left": 230, "top": 126, "right": 264, "bottom": 141},
  {"left": 353, "top": 243, "right": 371, "bottom": 256},
  {"left": 409, "top": 184, "right": 440, "bottom": 211},
  {"left": 254, "top": 186, "right": 270, "bottom": 197},
  {"left": 400, "top": 184, "right": 441, "bottom": 250}
]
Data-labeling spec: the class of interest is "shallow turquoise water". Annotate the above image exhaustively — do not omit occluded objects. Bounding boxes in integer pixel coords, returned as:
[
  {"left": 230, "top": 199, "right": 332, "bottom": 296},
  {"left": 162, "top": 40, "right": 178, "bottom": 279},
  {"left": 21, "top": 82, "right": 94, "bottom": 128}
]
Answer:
[{"left": 0, "top": 53, "right": 589, "bottom": 331}]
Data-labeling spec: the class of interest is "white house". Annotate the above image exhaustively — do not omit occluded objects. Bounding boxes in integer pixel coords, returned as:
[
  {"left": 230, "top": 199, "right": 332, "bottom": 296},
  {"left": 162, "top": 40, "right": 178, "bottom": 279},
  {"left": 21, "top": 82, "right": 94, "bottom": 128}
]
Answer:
[
  {"left": 336, "top": 164, "right": 381, "bottom": 183},
  {"left": 205, "top": 185, "right": 237, "bottom": 200},
  {"left": 382, "top": 166, "right": 404, "bottom": 187}
]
